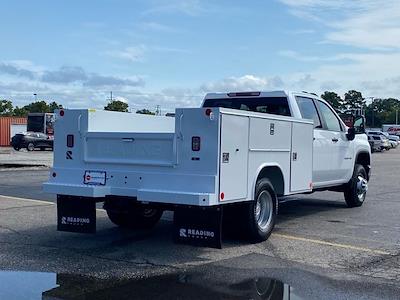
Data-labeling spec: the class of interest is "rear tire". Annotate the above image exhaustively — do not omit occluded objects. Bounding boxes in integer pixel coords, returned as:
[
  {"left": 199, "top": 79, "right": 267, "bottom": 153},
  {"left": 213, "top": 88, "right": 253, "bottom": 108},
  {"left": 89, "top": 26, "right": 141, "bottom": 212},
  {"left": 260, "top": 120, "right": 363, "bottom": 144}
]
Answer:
[
  {"left": 13, "top": 146, "right": 20, "bottom": 151},
  {"left": 344, "top": 164, "right": 368, "bottom": 208},
  {"left": 27, "top": 143, "right": 35, "bottom": 151},
  {"left": 244, "top": 178, "right": 277, "bottom": 242},
  {"left": 104, "top": 199, "right": 163, "bottom": 229}
]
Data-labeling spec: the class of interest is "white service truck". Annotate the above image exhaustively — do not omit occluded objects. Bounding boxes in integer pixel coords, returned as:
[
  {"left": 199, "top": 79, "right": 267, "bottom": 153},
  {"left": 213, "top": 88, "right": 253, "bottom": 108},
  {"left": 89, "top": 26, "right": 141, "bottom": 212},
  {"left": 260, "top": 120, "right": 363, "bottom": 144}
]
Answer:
[{"left": 44, "top": 91, "right": 370, "bottom": 247}]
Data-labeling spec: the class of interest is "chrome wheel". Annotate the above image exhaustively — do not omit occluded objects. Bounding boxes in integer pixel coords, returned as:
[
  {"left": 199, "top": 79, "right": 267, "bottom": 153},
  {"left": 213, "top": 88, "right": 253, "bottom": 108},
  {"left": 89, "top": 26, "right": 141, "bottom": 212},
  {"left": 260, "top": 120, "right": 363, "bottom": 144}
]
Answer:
[
  {"left": 356, "top": 175, "right": 368, "bottom": 202},
  {"left": 255, "top": 190, "right": 273, "bottom": 231}
]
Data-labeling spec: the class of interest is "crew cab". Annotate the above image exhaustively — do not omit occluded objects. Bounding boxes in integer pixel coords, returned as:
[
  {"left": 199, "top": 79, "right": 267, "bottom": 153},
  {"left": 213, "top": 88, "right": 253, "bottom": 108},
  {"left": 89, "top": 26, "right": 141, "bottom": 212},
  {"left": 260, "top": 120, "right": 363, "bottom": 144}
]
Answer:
[{"left": 44, "top": 91, "right": 370, "bottom": 247}]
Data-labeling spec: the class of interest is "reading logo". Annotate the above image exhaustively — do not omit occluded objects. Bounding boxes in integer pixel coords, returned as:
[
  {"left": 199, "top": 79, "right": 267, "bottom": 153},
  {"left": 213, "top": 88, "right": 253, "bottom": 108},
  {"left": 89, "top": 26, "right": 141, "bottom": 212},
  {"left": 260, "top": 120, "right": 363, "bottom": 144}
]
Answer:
[{"left": 179, "top": 228, "right": 215, "bottom": 239}]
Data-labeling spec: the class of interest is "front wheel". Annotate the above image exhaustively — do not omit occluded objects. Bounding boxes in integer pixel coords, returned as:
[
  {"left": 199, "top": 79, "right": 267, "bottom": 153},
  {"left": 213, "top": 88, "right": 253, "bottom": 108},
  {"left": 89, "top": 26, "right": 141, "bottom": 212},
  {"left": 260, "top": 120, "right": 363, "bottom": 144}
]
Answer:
[
  {"left": 27, "top": 142, "right": 35, "bottom": 151},
  {"left": 244, "top": 178, "right": 277, "bottom": 242},
  {"left": 104, "top": 199, "right": 163, "bottom": 229},
  {"left": 344, "top": 164, "right": 368, "bottom": 207}
]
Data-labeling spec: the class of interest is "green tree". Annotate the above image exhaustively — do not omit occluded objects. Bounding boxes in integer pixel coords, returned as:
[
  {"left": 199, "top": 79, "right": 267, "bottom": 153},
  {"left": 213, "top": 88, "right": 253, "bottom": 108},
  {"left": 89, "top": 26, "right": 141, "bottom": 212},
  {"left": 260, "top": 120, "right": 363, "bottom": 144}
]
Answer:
[
  {"left": 321, "top": 91, "right": 343, "bottom": 112},
  {"left": 48, "top": 101, "right": 63, "bottom": 112},
  {"left": 343, "top": 90, "right": 365, "bottom": 111},
  {"left": 136, "top": 109, "right": 155, "bottom": 115},
  {"left": 104, "top": 100, "right": 129, "bottom": 112},
  {"left": 0, "top": 100, "right": 14, "bottom": 116},
  {"left": 22, "top": 101, "right": 49, "bottom": 113},
  {"left": 13, "top": 106, "right": 28, "bottom": 117}
]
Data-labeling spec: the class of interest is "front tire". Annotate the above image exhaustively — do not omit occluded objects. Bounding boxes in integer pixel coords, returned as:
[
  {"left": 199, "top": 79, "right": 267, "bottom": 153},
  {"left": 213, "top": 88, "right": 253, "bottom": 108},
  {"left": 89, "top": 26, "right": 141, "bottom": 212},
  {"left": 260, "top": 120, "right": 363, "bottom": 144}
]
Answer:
[
  {"left": 344, "top": 164, "right": 368, "bottom": 207},
  {"left": 245, "top": 178, "right": 277, "bottom": 242},
  {"left": 27, "top": 142, "right": 35, "bottom": 151},
  {"left": 104, "top": 199, "right": 163, "bottom": 229}
]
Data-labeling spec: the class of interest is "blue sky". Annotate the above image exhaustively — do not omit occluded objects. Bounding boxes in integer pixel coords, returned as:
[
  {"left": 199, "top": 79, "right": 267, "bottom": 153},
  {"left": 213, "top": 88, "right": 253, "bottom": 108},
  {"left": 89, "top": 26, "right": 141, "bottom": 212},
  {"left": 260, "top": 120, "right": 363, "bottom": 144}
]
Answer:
[{"left": 1, "top": 0, "right": 400, "bottom": 112}]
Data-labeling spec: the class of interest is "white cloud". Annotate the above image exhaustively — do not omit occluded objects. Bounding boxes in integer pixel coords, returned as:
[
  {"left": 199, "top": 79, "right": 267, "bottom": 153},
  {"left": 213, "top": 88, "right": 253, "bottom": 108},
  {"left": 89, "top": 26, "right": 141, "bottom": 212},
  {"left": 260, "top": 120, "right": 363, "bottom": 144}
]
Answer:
[
  {"left": 200, "top": 75, "right": 284, "bottom": 92},
  {"left": 105, "top": 45, "right": 146, "bottom": 62},
  {"left": 279, "top": 0, "right": 400, "bottom": 50}
]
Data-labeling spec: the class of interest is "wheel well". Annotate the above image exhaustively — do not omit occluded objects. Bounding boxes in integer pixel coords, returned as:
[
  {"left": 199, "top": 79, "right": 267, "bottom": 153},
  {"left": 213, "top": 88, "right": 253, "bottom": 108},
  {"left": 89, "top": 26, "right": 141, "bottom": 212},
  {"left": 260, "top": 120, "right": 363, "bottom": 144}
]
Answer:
[
  {"left": 257, "top": 166, "right": 284, "bottom": 196},
  {"left": 355, "top": 152, "right": 370, "bottom": 180}
]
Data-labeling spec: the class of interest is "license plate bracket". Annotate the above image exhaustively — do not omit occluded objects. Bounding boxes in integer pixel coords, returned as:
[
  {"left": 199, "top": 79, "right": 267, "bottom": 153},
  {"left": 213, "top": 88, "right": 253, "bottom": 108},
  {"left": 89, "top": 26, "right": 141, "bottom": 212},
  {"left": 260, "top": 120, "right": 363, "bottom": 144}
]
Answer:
[{"left": 84, "top": 170, "right": 106, "bottom": 185}]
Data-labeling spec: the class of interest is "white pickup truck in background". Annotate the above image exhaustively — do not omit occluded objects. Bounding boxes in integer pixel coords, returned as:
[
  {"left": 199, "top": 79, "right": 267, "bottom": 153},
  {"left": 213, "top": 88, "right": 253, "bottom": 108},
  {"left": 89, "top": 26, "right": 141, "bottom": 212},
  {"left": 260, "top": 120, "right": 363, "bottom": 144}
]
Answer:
[{"left": 44, "top": 91, "right": 371, "bottom": 247}]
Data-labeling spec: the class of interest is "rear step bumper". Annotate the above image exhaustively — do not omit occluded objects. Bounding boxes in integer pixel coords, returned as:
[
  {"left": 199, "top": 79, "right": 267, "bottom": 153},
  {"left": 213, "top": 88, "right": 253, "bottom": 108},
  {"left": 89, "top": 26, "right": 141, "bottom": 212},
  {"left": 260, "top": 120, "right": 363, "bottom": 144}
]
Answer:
[{"left": 43, "top": 182, "right": 217, "bottom": 206}]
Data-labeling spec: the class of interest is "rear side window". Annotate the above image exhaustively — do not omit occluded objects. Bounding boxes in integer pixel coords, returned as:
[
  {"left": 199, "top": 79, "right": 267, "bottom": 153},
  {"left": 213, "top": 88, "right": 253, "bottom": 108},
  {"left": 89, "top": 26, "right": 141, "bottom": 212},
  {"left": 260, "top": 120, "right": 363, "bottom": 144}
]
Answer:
[
  {"left": 203, "top": 97, "right": 291, "bottom": 116},
  {"left": 317, "top": 101, "right": 342, "bottom": 132},
  {"left": 295, "top": 96, "right": 321, "bottom": 128}
]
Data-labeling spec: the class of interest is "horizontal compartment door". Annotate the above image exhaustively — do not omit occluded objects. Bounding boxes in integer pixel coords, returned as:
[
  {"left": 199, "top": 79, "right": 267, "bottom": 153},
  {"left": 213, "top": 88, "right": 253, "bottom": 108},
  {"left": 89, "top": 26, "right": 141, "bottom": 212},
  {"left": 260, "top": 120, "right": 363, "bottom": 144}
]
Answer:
[{"left": 84, "top": 132, "right": 175, "bottom": 166}]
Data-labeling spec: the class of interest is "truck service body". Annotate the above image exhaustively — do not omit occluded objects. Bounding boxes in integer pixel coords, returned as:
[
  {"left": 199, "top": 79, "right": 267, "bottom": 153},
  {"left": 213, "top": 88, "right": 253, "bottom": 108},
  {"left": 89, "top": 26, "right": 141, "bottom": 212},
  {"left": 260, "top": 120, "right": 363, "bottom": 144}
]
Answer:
[{"left": 44, "top": 91, "right": 371, "bottom": 247}]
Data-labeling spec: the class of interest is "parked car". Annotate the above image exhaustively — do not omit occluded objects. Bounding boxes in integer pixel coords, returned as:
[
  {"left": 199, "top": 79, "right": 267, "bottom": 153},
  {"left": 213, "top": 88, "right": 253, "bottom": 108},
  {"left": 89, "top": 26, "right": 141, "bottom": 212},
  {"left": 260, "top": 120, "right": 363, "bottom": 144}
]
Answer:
[
  {"left": 368, "top": 135, "right": 382, "bottom": 152},
  {"left": 10, "top": 132, "right": 54, "bottom": 151},
  {"left": 382, "top": 132, "right": 399, "bottom": 148},
  {"left": 367, "top": 134, "right": 390, "bottom": 151}
]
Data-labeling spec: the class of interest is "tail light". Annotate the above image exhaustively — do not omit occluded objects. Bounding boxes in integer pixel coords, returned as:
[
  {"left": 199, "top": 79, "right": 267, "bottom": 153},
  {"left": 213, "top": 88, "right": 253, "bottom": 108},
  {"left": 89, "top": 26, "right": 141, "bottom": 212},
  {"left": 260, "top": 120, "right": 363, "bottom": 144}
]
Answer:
[
  {"left": 67, "top": 134, "right": 74, "bottom": 147},
  {"left": 192, "top": 136, "right": 201, "bottom": 151}
]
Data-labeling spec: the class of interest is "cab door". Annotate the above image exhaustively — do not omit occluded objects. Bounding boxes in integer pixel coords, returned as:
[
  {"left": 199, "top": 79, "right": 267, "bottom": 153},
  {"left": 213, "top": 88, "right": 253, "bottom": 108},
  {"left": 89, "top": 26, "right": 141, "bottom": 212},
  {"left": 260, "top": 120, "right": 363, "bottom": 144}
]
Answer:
[
  {"left": 295, "top": 96, "right": 330, "bottom": 184},
  {"left": 316, "top": 100, "right": 353, "bottom": 181}
]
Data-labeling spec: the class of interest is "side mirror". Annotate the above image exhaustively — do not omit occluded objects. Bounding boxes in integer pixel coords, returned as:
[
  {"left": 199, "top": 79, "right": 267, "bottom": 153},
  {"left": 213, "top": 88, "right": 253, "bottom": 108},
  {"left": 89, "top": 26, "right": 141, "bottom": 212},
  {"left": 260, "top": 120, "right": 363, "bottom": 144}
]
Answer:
[
  {"left": 346, "top": 115, "right": 365, "bottom": 141},
  {"left": 353, "top": 116, "right": 365, "bottom": 134},
  {"left": 346, "top": 127, "right": 355, "bottom": 141}
]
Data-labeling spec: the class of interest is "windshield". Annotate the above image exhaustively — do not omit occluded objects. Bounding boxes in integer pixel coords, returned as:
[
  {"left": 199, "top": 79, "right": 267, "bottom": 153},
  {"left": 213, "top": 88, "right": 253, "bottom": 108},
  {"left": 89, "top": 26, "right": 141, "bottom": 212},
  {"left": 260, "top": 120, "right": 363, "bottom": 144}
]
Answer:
[{"left": 203, "top": 97, "right": 291, "bottom": 117}]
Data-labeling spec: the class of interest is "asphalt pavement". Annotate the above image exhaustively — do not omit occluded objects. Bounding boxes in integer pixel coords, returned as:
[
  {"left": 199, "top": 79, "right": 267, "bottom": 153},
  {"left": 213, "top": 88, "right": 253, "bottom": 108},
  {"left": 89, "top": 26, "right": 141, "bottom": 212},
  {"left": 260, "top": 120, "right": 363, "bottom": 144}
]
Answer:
[{"left": 0, "top": 148, "right": 399, "bottom": 299}]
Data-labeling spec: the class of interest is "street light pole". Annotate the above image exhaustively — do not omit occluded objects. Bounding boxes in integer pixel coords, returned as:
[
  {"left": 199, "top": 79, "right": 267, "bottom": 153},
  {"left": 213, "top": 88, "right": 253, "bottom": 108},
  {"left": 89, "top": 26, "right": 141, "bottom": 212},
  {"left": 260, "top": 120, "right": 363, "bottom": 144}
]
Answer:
[{"left": 33, "top": 93, "right": 37, "bottom": 102}]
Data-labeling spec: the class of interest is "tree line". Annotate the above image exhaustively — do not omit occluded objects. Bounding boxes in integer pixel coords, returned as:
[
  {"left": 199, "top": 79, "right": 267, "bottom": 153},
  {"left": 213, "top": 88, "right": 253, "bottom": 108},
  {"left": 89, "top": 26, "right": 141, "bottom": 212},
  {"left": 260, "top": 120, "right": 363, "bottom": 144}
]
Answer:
[
  {"left": 2, "top": 91, "right": 399, "bottom": 126},
  {"left": 321, "top": 90, "right": 400, "bottom": 127},
  {"left": 0, "top": 99, "right": 156, "bottom": 116}
]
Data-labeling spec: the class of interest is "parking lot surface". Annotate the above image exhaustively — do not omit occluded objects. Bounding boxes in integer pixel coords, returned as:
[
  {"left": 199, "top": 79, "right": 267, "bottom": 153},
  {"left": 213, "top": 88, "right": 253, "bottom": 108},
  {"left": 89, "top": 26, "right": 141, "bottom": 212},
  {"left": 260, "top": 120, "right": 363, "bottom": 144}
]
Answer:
[
  {"left": 0, "top": 147, "right": 53, "bottom": 168},
  {"left": 0, "top": 149, "right": 399, "bottom": 299}
]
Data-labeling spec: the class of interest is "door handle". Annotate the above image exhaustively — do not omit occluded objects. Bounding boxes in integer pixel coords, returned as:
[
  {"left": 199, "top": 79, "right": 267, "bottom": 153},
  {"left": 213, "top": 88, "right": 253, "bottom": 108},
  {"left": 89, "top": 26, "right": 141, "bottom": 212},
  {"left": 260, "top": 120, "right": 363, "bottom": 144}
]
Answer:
[{"left": 332, "top": 138, "right": 339, "bottom": 143}]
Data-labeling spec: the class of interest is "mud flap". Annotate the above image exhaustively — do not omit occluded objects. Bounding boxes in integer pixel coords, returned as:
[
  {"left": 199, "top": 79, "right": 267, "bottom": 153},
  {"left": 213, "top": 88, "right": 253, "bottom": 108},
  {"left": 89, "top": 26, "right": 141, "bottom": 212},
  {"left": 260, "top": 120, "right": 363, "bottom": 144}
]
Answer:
[
  {"left": 173, "top": 206, "right": 223, "bottom": 249},
  {"left": 57, "top": 195, "right": 96, "bottom": 233}
]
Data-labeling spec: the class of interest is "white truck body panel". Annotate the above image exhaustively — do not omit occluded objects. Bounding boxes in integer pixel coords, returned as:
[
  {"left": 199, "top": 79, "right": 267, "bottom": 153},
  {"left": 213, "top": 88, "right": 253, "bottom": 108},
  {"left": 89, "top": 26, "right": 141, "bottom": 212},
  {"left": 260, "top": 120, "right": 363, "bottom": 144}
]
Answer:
[
  {"left": 44, "top": 107, "right": 313, "bottom": 206},
  {"left": 382, "top": 124, "right": 400, "bottom": 136}
]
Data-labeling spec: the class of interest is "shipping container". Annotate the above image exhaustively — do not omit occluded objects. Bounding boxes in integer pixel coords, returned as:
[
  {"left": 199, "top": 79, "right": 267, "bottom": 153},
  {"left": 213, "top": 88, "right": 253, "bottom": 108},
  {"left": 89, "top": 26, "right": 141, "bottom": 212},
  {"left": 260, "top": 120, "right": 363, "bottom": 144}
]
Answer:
[{"left": 0, "top": 117, "right": 27, "bottom": 147}]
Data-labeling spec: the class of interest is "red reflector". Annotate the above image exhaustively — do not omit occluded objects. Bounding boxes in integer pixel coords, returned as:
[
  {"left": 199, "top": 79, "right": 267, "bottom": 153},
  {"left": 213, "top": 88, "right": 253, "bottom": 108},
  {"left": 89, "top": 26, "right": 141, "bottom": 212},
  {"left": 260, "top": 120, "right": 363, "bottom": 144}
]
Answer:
[
  {"left": 67, "top": 134, "right": 74, "bottom": 147},
  {"left": 220, "top": 192, "right": 225, "bottom": 200},
  {"left": 59, "top": 110, "right": 65, "bottom": 116},
  {"left": 192, "top": 136, "right": 201, "bottom": 151},
  {"left": 205, "top": 108, "right": 212, "bottom": 116}
]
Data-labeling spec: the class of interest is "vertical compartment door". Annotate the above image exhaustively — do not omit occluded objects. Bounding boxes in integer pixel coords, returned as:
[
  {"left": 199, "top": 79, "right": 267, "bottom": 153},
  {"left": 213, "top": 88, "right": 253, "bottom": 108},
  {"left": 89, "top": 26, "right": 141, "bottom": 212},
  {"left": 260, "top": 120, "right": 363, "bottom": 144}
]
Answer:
[
  {"left": 290, "top": 122, "right": 313, "bottom": 192},
  {"left": 219, "top": 114, "right": 249, "bottom": 201}
]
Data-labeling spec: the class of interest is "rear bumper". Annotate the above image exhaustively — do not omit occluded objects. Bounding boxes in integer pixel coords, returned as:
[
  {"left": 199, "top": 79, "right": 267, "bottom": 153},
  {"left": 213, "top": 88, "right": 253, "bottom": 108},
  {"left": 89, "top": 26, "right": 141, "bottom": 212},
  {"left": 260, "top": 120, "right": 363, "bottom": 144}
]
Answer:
[{"left": 43, "top": 182, "right": 217, "bottom": 206}]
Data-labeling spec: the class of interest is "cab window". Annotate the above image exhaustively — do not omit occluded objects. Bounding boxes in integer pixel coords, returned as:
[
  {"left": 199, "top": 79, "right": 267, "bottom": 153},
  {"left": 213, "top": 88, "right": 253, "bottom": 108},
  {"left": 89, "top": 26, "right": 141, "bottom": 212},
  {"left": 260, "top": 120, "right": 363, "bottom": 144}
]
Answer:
[
  {"left": 317, "top": 101, "right": 342, "bottom": 131},
  {"left": 295, "top": 96, "right": 322, "bottom": 128}
]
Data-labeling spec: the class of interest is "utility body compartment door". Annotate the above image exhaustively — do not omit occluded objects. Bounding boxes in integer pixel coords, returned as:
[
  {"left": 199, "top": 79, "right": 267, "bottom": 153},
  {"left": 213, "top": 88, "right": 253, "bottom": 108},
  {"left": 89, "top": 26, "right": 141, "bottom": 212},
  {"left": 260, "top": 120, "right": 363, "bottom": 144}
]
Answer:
[
  {"left": 219, "top": 114, "right": 249, "bottom": 201},
  {"left": 290, "top": 122, "right": 313, "bottom": 192}
]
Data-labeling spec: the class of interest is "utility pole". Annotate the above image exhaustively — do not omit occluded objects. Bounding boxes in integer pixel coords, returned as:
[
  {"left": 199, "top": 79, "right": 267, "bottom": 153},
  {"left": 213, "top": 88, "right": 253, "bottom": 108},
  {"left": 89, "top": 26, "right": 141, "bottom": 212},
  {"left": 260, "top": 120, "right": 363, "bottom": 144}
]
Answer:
[
  {"left": 33, "top": 93, "right": 38, "bottom": 102},
  {"left": 107, "top": 91, "right": 114, "bottom": 102},
  {"left": 396, "top": 109, "right": 398, "bottom": 125},
  {"left": 155, "top": 105, "right": 161, "bottom": 116}
]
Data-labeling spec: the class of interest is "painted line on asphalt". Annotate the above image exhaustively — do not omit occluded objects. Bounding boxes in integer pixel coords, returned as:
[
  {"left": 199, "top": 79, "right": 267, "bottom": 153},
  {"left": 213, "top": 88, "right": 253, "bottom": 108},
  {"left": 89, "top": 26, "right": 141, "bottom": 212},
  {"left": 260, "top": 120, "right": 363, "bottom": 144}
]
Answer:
[
  {"left": 0, "top": 195, "right": 106, "bottom": 211},
  {"left": 273, "top": 233, "right": 391, "bottom": 255},
  {"left": 0, "top": 195, "right": 55, "bottom": 205}
]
